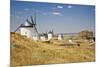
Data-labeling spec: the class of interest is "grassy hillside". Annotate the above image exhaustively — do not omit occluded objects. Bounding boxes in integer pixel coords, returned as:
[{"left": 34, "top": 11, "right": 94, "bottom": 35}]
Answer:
[{"left": 10, "top": 32, "right": 95, "bottom": 66}]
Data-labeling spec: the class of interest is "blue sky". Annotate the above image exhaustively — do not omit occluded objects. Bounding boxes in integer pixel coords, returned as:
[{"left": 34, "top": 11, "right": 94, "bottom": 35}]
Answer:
[{"left": 11, "top": 1, "right": 95, "bottom": 33}]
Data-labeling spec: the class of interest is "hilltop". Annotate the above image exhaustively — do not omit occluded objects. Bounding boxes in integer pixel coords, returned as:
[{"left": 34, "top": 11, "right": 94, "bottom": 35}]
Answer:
[{"left": 10, "top": 32, "right": 95, "bottom": 66}]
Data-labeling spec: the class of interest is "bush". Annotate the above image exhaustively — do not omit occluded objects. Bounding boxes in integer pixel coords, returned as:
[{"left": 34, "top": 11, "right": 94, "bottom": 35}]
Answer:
[{"left": 79, "top": 30, "right": 93, "bottom": 39}]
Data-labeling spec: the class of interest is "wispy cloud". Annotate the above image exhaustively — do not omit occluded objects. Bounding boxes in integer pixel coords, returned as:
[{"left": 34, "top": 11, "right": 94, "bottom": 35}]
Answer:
[
  {"left": 57, "top": 5, "right": 63, "bottom": 9},
  {"left": 52, "top": 11, "right": 61, "bottom": 16},
  {"left": 67, "top": 5, "right": 72, "bottom": 8}
]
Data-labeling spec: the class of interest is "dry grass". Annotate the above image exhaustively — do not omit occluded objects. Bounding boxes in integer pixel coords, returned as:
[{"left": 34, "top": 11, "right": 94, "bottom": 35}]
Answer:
[{"left": 10, "top": 32, "right": 95, "bottom": 67}]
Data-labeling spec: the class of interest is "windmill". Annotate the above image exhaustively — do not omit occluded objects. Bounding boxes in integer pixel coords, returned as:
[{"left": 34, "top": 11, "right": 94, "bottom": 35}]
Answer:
[
  {"left": 14, "top": 13, "right": 39, "bottom": 39},
  {"left": 30, "top": 15, "right": 38, "bottom": 34},
  {"left": 14, "top": 24, "right": 23, "bottom": 32}
]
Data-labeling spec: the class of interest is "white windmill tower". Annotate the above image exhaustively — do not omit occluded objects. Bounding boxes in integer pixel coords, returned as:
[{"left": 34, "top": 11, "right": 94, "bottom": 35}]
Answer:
[
  {"left": 58, "top": 34, "right": 63, "bottom": 40},
  {"left": 14, "top": 14, "right": 39, "bottom": 40},
  {"left": 48, "top": 30, "right": 53, "bottom": 40}
]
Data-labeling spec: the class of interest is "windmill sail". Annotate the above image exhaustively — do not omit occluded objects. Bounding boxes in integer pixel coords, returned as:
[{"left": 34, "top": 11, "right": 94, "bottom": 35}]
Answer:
[
  {"left": 34, "top": 12, "right": 38, "bottom": 34},
  {"left": 26, "top": 19, "right": 31, "bottom": 24},
  {"left": 30, "top": 15, "right": 38, "bottom": 34},
  {"left": 34, "top": 26, "right": 38, "bottom": 34},
  {"left": 14, "top": 24, "right": 22, "bottom": 32},
  {"left": 30, "top": 16, "right": 35, "bottom": 25}
]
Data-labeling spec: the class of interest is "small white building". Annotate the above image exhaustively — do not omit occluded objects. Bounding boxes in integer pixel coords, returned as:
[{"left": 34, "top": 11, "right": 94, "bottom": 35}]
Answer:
[
  {"left": 40, "top": 34, "right": 48, "bottom": 41},
  {"left": 48, "top": 33, "right": 53, "bottom": 40},
  {"left": 58, "top": 34, "right": 63, "bottom": 40},
  {"left": 68, "top": 39, "right": 73, "bottom": 43},
  {"left": 40, "top": 36, "right": 46, "bottom": 41},
  {"left": 48, "top": 31, "right": 53, "bottom": 40}
]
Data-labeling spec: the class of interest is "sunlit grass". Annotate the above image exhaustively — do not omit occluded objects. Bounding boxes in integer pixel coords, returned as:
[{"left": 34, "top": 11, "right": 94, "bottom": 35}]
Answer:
[{"left": 10, "top": 32, "right": 95, "bottom": 66}]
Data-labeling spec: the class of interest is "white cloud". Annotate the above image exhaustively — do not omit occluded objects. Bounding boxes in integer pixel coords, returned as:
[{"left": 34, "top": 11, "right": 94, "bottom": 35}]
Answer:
[
  {"left": 52, "top": 11, "right": 61, "bottom": 15},
  {"left": 57, "top": 5, "right": 63, "bottom": 9},
  {"left": 67, "top": 5, "right": 72, "bottom": 8}
]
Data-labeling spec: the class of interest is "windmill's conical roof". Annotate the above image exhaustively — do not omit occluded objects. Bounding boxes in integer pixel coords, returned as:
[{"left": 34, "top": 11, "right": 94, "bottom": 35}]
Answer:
[
  {"left": 24, "top": 21, "right": 33, "bottom": 26},
  {"left": 21, "top": 21, "right": 33, "bottom": 27}
]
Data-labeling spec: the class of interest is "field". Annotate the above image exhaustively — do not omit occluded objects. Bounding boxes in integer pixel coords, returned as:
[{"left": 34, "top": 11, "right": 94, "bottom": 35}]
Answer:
[{"left": 10, "top": 32, "right": 95, "bottom": 66}]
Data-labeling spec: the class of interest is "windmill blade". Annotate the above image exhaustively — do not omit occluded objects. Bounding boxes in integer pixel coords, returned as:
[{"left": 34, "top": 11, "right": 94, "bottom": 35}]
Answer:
[
  {"left": 30, "top": 16, "right": 35, "bottom": 25},
  {"left": 34, "top": 26, "right": 38, "bottom": 34},
  {"left": 26, "top": 19, "right": 31, "bottom": 24},
  {"left": 14, "top": 24, "right": 22, "bottom": 32}
]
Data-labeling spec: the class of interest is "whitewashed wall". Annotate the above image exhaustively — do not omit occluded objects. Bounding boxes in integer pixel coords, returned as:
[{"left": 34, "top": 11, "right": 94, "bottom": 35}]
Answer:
[
  {"left": 20, "top": 27, "right": 33, "bottom": 38},
  {"left": 48, "top": 33, "right": 53, "bottom": 40}
]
